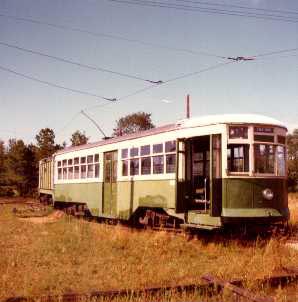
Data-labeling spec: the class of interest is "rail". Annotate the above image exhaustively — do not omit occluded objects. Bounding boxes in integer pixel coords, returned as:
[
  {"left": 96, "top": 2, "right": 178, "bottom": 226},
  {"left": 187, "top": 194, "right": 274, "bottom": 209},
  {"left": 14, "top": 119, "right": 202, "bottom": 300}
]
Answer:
[{"left": 4, "top": 266, "right": 298, "bottom": 302}]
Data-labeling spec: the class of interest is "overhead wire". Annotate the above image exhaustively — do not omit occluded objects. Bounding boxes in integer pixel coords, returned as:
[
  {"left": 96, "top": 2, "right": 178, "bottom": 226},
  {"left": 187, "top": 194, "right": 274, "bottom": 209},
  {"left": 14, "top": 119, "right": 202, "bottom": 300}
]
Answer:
[
  {"left": 0, "top": 65, "right": 117, "bottom": 101},
  {"left": 0, "top": 41, "right": 162, "bottom": 84},
  {"left": 106, "top": 0, "right": 298, "bottom": 23},
  {"left": 0, "top": 12, "right": 226, "bottom": 59},
  {"left": 173, "top": 0, "right": 298, "bottom": 16}
]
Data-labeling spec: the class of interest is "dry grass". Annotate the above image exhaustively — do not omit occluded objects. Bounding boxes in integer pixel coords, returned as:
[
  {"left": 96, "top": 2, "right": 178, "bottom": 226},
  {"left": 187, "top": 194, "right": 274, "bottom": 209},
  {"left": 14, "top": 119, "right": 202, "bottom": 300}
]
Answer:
[{"left": 0, "top": 195, "right": 298, "bottom": 301}]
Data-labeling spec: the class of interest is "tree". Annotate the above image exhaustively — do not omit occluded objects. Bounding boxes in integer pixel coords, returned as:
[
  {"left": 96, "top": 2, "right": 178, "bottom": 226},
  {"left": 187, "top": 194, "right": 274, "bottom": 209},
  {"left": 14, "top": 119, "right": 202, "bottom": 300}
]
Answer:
[
  {"left": 70, "top": 130, "right": 89, "bottom": 146},
  {"left": 0, "top": 140, "right": 6, "bottom": 185},
  {"left": 35, "top": 128, "right": 57, "bottom": 160},
  {"left": 113, "top": 112, "right": 155, "bottom": 136},
  {"left": 6, "top": 139, "right": 28, "bottom": 195},
  {"left": 287, "top": 129, "right": 298, "bottom": 190}
]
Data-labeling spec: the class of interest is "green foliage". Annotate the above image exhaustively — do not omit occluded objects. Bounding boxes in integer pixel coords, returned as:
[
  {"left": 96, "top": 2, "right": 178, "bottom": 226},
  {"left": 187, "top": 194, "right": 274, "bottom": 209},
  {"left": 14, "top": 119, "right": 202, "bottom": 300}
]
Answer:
[
  {"left": 0, "top": 140, "right": 6, "bottom": 185},
  {"left": 35, "top": 128, "right": 63, "bottom": 160},
  {"left": 0, "top": 127, "right": 63, "bottom": 196},
  {"left": 5, "top": 139, "right": 38, "bottom": 196},
  {"left": 113, "top": 112, "right": 155, "bottom": 136},
  {"left": 70, "top": 130, "right": 89, "bottom": 146},
  {"left": 287, "top": 129, "right": 298, "bottom": 191}
]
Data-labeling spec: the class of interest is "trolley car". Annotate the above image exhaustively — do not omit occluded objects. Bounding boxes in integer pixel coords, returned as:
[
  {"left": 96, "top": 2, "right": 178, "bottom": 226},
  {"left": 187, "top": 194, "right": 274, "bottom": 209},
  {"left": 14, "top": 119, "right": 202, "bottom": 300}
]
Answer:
[{"left": 39, "top": 114, "right": 289, "bottom": 230}]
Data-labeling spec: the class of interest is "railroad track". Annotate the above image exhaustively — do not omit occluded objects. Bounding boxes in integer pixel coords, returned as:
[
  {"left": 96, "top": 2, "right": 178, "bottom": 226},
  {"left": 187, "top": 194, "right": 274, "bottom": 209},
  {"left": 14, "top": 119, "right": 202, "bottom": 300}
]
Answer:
[{"left": 4, "top": 267, "right": 298, "bottom": 302}]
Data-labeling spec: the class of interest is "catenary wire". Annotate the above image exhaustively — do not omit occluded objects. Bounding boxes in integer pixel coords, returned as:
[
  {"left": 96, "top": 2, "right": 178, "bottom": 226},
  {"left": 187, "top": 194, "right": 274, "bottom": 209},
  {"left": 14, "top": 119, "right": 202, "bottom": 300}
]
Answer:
[
  {"left": 0, "top": 41, "right": 162, "bottom": 84},
  {"left": 106, "top": 0, "right": 298, "bottom": 23},
  {"left": 0, "top": 65, "right": 117, "bottom": 101},
  {"left": 0, "top": 12, "right": 226, "bottom": 59},
  {"left": 173, "top": 0, "right": 298, "bottom": 16}
]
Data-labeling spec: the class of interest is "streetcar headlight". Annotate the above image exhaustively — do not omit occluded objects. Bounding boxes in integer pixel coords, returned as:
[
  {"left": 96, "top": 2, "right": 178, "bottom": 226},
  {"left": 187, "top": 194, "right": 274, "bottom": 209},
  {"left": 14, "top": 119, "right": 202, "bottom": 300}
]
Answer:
[{"left": 262, "top": 188, "right": 274, "bottom": 200}]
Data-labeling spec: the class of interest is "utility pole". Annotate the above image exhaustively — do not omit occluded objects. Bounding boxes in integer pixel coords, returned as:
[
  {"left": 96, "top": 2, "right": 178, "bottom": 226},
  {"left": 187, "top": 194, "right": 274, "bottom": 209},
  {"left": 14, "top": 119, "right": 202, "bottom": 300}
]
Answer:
[{"left": 186, "top": 94, "right": 190, "bottom": 119}]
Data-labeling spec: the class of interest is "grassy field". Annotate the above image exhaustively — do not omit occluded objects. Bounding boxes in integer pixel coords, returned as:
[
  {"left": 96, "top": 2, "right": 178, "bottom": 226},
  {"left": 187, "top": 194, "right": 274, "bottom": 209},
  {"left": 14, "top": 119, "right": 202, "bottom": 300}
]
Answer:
[{"left": 0, "top": 195, "right": 298, "bottom": 301}]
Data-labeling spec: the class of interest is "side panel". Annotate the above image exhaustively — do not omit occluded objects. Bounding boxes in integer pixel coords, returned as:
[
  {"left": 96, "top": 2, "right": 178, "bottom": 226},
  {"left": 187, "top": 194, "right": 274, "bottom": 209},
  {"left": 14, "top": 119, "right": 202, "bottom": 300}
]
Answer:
[
  {"left": 54, "top": 183, "right": 102, "bottom": 216},
  {"left": 118, "top": 180, "right": 175, "bottom": 220}
]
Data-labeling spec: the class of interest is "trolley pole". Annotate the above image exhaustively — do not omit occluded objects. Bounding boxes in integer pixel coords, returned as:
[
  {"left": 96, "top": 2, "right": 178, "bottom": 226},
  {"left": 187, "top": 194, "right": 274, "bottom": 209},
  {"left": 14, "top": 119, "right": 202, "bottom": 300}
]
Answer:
[{"left": 186, "top": 94, "right": 190, "bottom": 119}]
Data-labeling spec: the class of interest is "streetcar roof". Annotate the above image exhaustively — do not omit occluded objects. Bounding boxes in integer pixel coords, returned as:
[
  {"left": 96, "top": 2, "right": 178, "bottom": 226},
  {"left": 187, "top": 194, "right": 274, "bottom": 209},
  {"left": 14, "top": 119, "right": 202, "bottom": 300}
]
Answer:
[{"left": 55, "top": 113, "right": 286, "bottom": 156}]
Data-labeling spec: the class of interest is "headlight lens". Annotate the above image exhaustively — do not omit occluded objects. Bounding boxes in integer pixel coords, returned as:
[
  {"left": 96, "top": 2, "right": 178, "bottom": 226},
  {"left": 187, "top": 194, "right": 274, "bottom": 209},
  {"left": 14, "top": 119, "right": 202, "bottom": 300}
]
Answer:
[{"left": 262, "top": 188, "right": 274, "bottom": 200}]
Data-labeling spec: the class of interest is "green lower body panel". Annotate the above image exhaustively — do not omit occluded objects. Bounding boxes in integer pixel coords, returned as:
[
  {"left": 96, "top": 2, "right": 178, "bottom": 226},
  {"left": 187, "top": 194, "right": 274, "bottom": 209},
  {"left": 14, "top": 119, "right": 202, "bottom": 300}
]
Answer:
[
  {"left": 54, "top": 183, "right": 102, "bottom": 216},
  {"left": 117, "top": 179, "right": 176, "bottom": 220},
  {"left": 54, "top": 180, "right": 175, "bottom": 220},
  {"left": 221, "top": 178, "right": 289, "bottom": 224}
]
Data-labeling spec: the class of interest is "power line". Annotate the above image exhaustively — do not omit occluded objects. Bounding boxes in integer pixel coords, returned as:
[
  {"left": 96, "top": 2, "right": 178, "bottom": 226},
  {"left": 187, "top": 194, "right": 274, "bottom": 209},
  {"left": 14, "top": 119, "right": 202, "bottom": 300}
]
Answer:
[
  {"left": 252, "top": 47, "right": 298, "bottom": 58},
  {"left": 0, "top": 41, "right": 162, "bottom": 84},
  {"left": 173, "top": 0, "right": 298, "bottom": 16},
  {"left": 0, "top": 12, "right": 226, "bottom": 59},
  {"left": 106, "top": 0, "right": 298, "bottom": 23},
  {"left": 0, "top": 65, "right": 117, "bottom": 101}
]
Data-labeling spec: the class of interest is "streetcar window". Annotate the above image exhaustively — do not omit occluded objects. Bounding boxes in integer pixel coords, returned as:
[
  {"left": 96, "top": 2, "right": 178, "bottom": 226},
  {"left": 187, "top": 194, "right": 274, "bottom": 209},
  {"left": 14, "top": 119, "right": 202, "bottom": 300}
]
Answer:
[
  {"left": 95, "top": 164, "right": 100, "bottom": 178},
  {"left": 121, "top": 149, "right": 128, "bottom": 159},
  {"left": 122, "top": 160, "right": 128, "bottom": 176},
  {"left": 87, "top": 164, "right": 94, "bottom": 178},
  {"left": 277, "top": 146, "right": 286, "bottom": 176},
  {"left": 140, "top": 145, "right": 150, "bottom": 156},
  {"left": 141, "top": 157, "right": 151, "bottom": 175},
  {"left": 58, "top": 168, "right": 62, "bottom": 179},
  {"left": 80, "top": 157, "right": 86, "bottom": 164},
  {"left": 254, "top": 144, "right": 275, "bottom": 174},
  {"left": 227, "top": 144, "right": 249, "bottom": 172},
  {"left": 165, "top": 141, "right": 176, "bottom": 153},
  {"left": 130, "top": 147, "right": 139, "bottom": 157},
  {"left": 63, "top": 168, "right": 67, "bottom": 179},
  {"left": 81, "top": 165, "right": 87, "bottom": 178},
  {"left": 153, "top": 155, "right": 164, "bottom": 174},
  {"left": 94, "top": 154, "right": 99, "bottom": 162},
  {"left": 166, "top": 154, "right": 176, "bottom": 173},
  {"left": 68, "top": 159, "right": 73, "bottom": 166},
  {"left": 57, "top": 161, "right": 61, "bottom": 167},
  {"left": 62, "top": 159, "right": 67, "bottom": 166},
  {"left": 74, "top": 166, "right": 80, "bottom": 179},
  {"left": 87, "top": 155, "right": 93, "bottom": 163},
  {"left": 153, "top": 143, "right": 163, "bottom": 154},
  {"left": 68, "top": 167, "right": 73, "bottom": 179},
  {"left": 74, "top": 157, "right": 79, "bottom": 165},
  {"left": 278, "top": 136, "right": 286, "bottom": 144},
  {"left": 130, "top": 158, "right": 139, "bottom": 175},
  {"left": 229, "top": 126, "right": 248, "bottom": 139}
]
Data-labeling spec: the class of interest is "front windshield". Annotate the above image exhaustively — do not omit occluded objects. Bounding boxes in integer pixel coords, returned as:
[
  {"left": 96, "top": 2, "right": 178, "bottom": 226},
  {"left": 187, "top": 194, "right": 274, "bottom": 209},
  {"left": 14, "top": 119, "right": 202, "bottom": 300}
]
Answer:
[
  {"left": 254, "top": 144, "right": 275, "bottom": 174},
  {"left": 227, "top": 144, "right": 249, "bottom": 172}
]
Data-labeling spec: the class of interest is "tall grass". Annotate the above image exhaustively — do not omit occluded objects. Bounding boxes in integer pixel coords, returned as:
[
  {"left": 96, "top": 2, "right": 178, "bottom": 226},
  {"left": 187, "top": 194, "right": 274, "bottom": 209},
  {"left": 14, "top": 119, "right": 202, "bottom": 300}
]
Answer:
[{"left": 1, "top": 195, "right": 298, "bottom": 301}]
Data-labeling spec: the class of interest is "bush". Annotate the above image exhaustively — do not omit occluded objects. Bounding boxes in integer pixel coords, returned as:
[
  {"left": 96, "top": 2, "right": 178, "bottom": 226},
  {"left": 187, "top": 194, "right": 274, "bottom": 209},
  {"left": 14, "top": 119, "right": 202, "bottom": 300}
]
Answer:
[{"left": 0, "top": 186, "right": 16, "bottom": 197}]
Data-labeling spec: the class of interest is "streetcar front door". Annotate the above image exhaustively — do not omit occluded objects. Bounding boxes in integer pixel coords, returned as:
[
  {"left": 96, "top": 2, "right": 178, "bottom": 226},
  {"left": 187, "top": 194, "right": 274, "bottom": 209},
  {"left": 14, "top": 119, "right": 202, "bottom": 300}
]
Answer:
[
  {"left": 189, "top": 136, "right": 210, "bottom": 211},
  {"left": 176, "top": 135, "right": 222, "bottom": 216},
  {"left": 103, "top": 151, "right": 117, "bottom": 216}
]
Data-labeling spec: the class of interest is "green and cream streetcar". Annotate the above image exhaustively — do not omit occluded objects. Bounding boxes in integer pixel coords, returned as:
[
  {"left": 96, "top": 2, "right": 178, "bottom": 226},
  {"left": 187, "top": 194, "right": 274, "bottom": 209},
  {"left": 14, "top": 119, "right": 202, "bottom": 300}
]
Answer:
[{"left": 39, "top": 114, "right": 289, "bottom": 230}]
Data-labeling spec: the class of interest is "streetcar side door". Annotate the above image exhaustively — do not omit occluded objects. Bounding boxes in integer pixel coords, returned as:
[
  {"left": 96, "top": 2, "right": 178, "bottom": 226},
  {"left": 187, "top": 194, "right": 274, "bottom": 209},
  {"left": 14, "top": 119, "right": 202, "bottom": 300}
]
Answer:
[{"left": 103, "top": 151, "right": 118, "bottom": 216}]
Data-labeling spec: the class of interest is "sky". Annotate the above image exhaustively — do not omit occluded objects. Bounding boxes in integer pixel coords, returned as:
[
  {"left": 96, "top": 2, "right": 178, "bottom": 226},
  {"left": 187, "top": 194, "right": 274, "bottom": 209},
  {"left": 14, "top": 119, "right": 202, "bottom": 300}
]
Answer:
[{"left": 0, "top": 0, "right": 297, "bottom": 145}]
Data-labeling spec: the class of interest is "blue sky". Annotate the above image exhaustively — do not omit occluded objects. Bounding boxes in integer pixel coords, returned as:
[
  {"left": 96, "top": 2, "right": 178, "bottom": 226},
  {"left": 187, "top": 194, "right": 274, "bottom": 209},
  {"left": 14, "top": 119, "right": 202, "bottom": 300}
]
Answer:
[{"left": 0, "top": 0, "right": 297, "bottom": 144}]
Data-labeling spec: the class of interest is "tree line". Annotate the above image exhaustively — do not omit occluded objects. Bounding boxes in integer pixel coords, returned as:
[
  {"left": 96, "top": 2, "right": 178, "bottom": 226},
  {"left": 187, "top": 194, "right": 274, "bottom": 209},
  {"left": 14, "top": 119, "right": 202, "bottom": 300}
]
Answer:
[{"left": 0, "top": 112, "right": 154, "bottom": 196}]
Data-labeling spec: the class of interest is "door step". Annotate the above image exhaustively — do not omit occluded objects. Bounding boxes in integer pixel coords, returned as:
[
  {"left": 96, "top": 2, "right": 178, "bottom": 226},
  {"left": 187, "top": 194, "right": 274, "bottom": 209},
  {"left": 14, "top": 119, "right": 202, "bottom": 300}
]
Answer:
[
  {"left": 187, "top": 212, "right": 222, "bottom": 227},
  {"left": 181, "top": 223, "right": 221, "bottom": 230}
]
